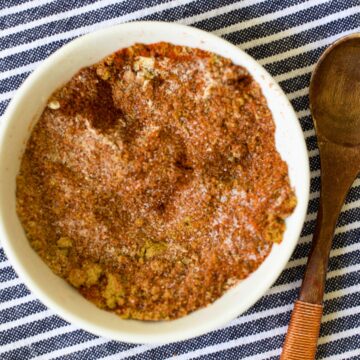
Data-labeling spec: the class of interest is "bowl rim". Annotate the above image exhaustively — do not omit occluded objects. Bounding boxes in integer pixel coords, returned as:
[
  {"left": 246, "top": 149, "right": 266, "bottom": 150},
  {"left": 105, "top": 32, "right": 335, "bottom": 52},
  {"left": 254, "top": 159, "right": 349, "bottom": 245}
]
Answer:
[{"left": 0, "top": 21, "right": 310, "bottom": 344}]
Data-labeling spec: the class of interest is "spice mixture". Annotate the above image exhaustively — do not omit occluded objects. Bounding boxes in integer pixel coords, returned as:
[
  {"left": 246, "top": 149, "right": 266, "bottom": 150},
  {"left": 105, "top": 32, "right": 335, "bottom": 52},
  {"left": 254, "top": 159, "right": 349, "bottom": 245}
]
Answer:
[{"left": 16, "top": 43, "right": 296, "bottom": 320}]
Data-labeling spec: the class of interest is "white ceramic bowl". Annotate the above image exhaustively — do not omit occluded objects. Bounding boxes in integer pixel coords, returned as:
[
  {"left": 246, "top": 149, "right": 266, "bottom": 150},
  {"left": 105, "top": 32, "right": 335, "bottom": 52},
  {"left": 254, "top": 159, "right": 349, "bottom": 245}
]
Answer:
[{"left": 0, "top": 21, "right": 309, "bottom": 344}]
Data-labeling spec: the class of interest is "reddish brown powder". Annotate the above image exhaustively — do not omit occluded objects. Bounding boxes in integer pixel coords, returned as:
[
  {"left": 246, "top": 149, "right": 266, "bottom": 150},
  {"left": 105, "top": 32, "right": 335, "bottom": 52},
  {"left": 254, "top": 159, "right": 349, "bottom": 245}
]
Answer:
[{"left": 16, "top": 43, "right": 296, "bottom": 320}]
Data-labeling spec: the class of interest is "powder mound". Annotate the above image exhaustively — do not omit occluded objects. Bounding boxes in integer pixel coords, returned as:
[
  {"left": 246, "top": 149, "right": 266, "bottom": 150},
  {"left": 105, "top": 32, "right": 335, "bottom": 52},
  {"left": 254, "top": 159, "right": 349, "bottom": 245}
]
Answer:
[{"left": 16, "top": 42, "right": 296, "bottom": 320}]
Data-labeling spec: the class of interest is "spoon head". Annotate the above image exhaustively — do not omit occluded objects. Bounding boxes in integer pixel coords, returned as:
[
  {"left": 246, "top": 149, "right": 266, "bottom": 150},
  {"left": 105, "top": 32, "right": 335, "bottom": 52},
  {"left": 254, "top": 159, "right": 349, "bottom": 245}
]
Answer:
[{"left": 310, "top": 34, "right": 360, "bottom": 147}]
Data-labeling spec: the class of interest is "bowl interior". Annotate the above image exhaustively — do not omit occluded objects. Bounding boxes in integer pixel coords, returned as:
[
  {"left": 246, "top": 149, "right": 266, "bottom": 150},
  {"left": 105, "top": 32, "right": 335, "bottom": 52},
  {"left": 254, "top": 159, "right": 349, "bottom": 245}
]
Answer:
[{"left": 0, "top": 22, "right": 309, "bottom": 344}]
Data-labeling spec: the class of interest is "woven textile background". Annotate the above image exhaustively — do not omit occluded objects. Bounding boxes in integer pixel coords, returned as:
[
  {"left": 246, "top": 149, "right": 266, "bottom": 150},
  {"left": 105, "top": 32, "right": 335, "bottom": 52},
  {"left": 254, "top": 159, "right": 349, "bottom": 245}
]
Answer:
[{"left": 1, "top": 0, "right": 360, "bottom": 359}]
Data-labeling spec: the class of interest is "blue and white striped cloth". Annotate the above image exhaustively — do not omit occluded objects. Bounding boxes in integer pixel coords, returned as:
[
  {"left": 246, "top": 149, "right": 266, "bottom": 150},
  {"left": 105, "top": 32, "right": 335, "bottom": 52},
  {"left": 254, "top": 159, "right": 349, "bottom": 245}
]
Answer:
[{"left": 1, "top": 1, "right": 360, "bottom": 359}]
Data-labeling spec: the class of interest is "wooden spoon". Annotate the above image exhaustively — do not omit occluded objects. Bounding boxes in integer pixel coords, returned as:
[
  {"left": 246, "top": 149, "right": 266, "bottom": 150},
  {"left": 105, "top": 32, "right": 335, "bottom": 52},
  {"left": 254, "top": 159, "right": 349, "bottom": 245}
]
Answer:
[{"left": 281, "top": 34, "right": 360, "bottom": 360}]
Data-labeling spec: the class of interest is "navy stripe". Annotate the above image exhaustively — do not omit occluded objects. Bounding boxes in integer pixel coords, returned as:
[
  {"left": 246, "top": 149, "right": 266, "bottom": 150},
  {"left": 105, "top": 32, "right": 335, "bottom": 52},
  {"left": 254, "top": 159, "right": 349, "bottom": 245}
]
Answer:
[
  {"left": 279, "top": 73, "right": 311, "bottom": 94},
  {"left": 224, "top": 0, "right": 359, "bottom": 45},
  {"left": 317, "top": 335, "right": 360, "bottom": 359},
  {"left": 305, "top": 135, "right": 318, "bottom": 151},
  {"left": 140, "top": 0, "right": 241, "bottom": 23},
  {"left": 291, "top": 94, "right": 309, "bottom": 112},
  {"left": 55, "top": 341, "right": 137, "bottom": 360},
  {"left": 0, "top": 300, "right": 46, "bottom": 324},
  {"left": 0, "top": 315, "right": 68, "bottom": 345},
  {"left": 324, "top": 291, "right": 360, "bottom": 316},
  {"left": 0, "top": 266, "right": 17, "bottom": 283},
  {"left": 194, "top": 0, "right": 304, "bottom": 33},
  {"left": 299, "top": 115, "right": 314, "bottom": 132},
  {"left": 0, "top": 248, "right": 7, "bottom": 262},
  {"left": 311, "top": 175, "right": 320, "bottom": 192},
  {"left": 275, "top": 250, "right": 360, "bottom": 287},
  {"left": 309, "top": 154, "right": 320, "bottom": 172},
  {"left": 308, "top": 197, "right": 319, "bottom": 214},
  {"left": 194, "top": 335, "right": 283, "bottom": 360},
  {"left": 293, "top": 227, "right": 360, "bottom": 261},
  {"left": 1, "top": 1, "right": 360, "bottom": 359},
  {"left": 0, "top": 0, "right": 172, "bottom": 51},
  {"left": 2, "top": 330, "right": 98, "bottom": 359},
  {"left": 301, "top": 204, "right": 360, "bottom": 241},
  {"left": 0, "top": 0, "right": 31, "bottom": 11},
  {"left": 0, "top": 38, "right": 72, "bottom": 74},
  {"left": 247, "top": 12, "right": 360, "bottom": 60},
  {"left": 0, "top": 72, "right": 29, "bottom": 94},
  {"left": 125, "top": 317, "right": 288, "bottom": 360},
  {"left": 0, "top": 284, "right": 30, "bottom": 303},
  {"left": 0, "top": 100, "right": 10, "bottom": 117},
  {"left": 264, "top": 46, "right": 326, "bottom": 76},
  {"left": 0, "top": 0, "right": 100, "bottom": 30}
]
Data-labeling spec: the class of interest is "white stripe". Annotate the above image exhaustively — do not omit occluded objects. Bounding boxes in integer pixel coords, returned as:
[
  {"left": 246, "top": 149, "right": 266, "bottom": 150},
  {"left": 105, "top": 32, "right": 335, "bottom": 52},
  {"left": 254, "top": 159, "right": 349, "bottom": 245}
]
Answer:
[
  {"left": 260, "top": 26, "right": 360, "bottom": 66},
  {"left": 0, "top": 4, "right": 354, "bottom": 112},
  {"left": 165, "top": 326, "right": 288, "bottom": 360},
  {"left": 308, "top": 148, "right": 319, "bottom": 158},
  {"left": 0, "top": 293, "right": 35, "bottom": 311},
  {"left": 268, "top": 257, "right": 360, "bottom": 297},
  {"left": 287, "top": 87, "right": 308, "bottom": 101},
  {"left": 180, "top": 0, "right": 269, "bottom": 26},
  {"left": 336, "top": 220, "right": 360, "bottom": 235},
  {"left": 0, "top": 0, "right": 54, "bottom": 17},
  {"left": 318, "top": 326, "right": 360, "bottom": 345},
  {"left": 3, "top": 0, "right": 262, "bottom": 44},
  {"left": 0, "top": 309, "right": 52, "bottom": 332},
  {"left": 0, "top": 277, "right": 21, "bottom": 290},
  {"left": 325, "top": 283, "right": 360, "bottom": 302},
  {"left": 47, "top": 281, "right": 360, "bottom": 360},
  {"left": 0, "top": 0, "right": 300, "bottom": 84},
  {"left": 274, "top": 64, "right": 314, "bottom": 83},
  {"left": 297, "top": 109, "right": 311, "bottom": 118},
  {"left": 287, "top": 240, "right": 360, "bottom": 270},
  {"left": 5, "top": 237, "right": 359, "bottom": 348},
  {"left": 351, "top": 177, "right": 360, "bottom": 189},
  {"left": 0, "top": 2, "right": 360, "bottom": 359},
  {"left": 241, "top": 5, "right": 360, "bottom": 50},
  {"left": 327, "top": 262, "right": 360, "bottom": 280},
  {"left": 0, "top": 260, "right": 10, "bottom": 270},
  {"left": 267, "top": 279, "right": 302, "bottom": 296},
  {"left": 100, "top": 344, "right": 155, "bottom": 360},
  {"left": 298, "top": 234, "right": 312, "bottom": 245},
  {"left": 306, "top": 199, "right": 360, "bottom": 222},
  {"left": 285, "top": 257, "right": 307, "bottom": 270},
  {"left": 0, "top": 90, "right": 15, "bottom": 103},
  {"left": 0, "top": 0, "right": 194, "bottom": 60},
  {"left": 0, "top": 0, "right": 127, "bottom": 39},
  {"left": 324, "top": 348, "right": 360, "bottom": 360},
  {"left": 214, "top": 0, "right": 331, "bottom": 37},
  {"left": 306, "top": 198, "right": 360, "bottom": 222},
  {"left": 175, "top": 286, "right": 360, "bottom": 360},
  {"left": 173, "top": 304, "right": 360, "bottom": 360},
  {"left": 0, "top": 324, "right": 75, "bottom": 354},
  {"left": 227, "top": 303, "right": 292, "bottom": 329},
  {"left": 0, "top": 61, "right": 41, "bottom": 82},
  {"left": 311, "top": 169, "right": 320, "bottom": 179},
  {"left": 304, "top": 128, "right": 315, "bottom": 138},
  {"left": 322, "top": 303, "right": 360, "bottom": 323},
  {"left": 309, "top": 191, "right": 319, "bottom": 200},
  {"left": 239, "top": 349, "right": 281, "bottom": 360},
  {"left": 32, "top": 337, "right": 110, "bottom": 360},
  {"left": 3, "top": 261, "right": 358, "bottom": 359}
]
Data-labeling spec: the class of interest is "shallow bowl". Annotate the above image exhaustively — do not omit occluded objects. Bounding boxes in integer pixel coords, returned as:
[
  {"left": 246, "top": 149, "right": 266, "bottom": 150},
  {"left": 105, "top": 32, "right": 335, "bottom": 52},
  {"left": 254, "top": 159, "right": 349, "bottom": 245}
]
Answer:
[{"left": 0, "top": 21, "right": 309, "bottom": 344}]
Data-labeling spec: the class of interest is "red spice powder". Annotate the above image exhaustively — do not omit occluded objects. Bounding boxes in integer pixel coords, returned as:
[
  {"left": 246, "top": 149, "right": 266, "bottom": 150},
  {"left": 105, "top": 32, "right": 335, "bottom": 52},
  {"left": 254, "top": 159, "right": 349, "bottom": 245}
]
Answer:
[{"left": 16, "top": 43, "right": 296, "bottom": 320}]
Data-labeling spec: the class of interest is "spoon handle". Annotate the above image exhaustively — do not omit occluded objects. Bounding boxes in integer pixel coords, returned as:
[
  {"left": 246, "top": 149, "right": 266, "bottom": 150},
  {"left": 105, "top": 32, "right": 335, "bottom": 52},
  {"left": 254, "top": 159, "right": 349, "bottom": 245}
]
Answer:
[{"left": 281, "top": 142, "right": 358, "bottom": 360}]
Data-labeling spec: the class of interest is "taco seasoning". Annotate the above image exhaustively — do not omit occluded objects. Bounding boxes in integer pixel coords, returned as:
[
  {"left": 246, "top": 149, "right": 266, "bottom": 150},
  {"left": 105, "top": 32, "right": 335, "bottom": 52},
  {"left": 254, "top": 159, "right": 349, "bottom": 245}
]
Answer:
[{"left": 16, "top": 43, "right": 296, "bottom": 320}]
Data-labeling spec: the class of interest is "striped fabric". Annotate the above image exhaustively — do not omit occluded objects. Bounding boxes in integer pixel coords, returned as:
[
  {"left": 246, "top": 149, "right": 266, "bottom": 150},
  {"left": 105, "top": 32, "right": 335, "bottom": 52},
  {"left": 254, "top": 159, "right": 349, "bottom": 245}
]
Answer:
[{"left": 1, "top": 0, "right": 360, "bottom": 359}]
